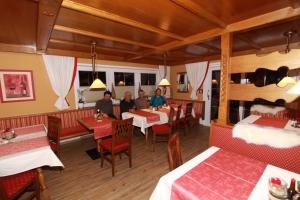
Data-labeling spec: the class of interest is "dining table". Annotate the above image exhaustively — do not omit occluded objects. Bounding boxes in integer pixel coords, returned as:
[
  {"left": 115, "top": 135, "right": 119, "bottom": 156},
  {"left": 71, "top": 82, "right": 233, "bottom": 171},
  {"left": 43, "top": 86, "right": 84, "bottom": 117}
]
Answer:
[
  {"left": 150, "top": 146, "right": 300, "bottom": 200},
  {"left": 78, "top": 116, "right": 113, "bottom": 151},
  {"left": 0, "top": 124, "right": 64, "bottom": 200},
  {"left": 122, "top": 108, "right": 169, "bottom": 144}
]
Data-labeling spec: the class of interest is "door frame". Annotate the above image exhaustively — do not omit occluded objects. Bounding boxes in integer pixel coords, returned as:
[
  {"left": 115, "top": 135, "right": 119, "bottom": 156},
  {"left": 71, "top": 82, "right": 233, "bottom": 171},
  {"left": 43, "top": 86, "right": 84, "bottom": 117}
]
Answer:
[{"left": 200, "top": 62, "right": 220, "bottom": 126}]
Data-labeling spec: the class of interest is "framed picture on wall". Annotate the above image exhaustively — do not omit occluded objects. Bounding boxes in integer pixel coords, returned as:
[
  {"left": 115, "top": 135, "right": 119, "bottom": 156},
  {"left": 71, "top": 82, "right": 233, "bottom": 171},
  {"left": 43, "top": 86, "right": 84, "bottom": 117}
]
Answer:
[{"left": 0, "top": 70, "right": 35, "bottom": 103}]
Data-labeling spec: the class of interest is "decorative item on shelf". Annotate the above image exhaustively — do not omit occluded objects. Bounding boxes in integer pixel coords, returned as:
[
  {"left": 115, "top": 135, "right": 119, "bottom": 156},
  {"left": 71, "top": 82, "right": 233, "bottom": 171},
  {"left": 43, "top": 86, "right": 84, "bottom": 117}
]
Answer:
[{"left": 89, "top": 41, "right": 106, "bottom": 90}]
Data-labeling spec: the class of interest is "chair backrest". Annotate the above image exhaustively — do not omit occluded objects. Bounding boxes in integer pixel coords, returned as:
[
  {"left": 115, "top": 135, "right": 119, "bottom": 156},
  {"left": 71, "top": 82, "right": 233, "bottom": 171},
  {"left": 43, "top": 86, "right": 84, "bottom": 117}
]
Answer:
[
  {"left": 47, "top": 116, "right": 61, "bottom": 144},
  {"left": 185, "top": 103, "right": 193, "bottom": 119},
  {"left": 112, "top": 118, "right": 133, "bottom": 148},
  {"left": 168, "top": 133, "right": 183, "bottom": 171},
  {"left": 168, "top": 107, "right": 176, "bottom": 125},
  {"left": 175, "top": 105, "right": 182, "bottom": 121}
]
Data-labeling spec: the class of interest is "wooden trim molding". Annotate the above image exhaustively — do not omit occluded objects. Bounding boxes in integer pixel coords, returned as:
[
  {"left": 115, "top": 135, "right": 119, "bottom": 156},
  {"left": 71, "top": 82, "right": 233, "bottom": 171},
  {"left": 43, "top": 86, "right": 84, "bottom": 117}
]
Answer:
[
  {"left": 229, "top": 83, "right": 299, "bottom": 103},
  {"left": 230, "top": 49, "right": 300, "bottom": 73}
]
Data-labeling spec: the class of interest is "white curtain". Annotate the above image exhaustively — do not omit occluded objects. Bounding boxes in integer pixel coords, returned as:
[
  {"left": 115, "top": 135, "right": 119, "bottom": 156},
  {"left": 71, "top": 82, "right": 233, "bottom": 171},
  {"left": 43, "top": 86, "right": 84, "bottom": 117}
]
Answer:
[
  {"left": 43, "top": 55, "right": 75, "bottom": 110},
  {"left": 158, "top": 65, "right": 170, "bottom": 97},
  {"left": 185, "top": 61, "right": 209, "bottom": 99}
]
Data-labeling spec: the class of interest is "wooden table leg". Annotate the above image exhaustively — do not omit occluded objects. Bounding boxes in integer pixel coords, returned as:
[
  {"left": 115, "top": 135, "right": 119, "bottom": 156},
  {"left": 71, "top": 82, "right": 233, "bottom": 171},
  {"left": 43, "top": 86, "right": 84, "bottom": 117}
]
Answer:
[
  {"left": 37, "top": 168, "right": 50, "bottom": 200},
  {"left": 145, "top": 128, "right": 148, "bottom": 145}
]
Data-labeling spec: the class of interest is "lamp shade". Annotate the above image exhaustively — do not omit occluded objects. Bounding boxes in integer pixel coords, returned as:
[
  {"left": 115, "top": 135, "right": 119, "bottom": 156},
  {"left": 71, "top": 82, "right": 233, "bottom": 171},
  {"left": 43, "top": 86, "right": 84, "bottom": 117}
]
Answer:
[
  {"left": 288, "top": 81, "right": 300, "bottom": 94},
  {"left": 277, "top": 76, "right": 296, "bottom": 87},
  {"left": 158, "top": 78, "right": 171, "bottom": 86},
  {"left": 90, "top": 78, "right": 106, "bottom": 89}
]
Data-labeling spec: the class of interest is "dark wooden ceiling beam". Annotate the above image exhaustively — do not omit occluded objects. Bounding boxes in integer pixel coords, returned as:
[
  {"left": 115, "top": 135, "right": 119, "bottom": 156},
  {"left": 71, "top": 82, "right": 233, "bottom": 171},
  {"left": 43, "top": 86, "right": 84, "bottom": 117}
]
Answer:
[
  {"left": 128, "top": 6, "right": 300, "bottom": 61},
  {"left": 36, "top": 0, "right": 63, "bottom": 53},
  {"left": 171, "top": 0, "right": 227, "bottom": 28},
  {"left": 49, "top": 39, "right": 140, "bottom": 55},
  {"left": 236, "top": 35, "right": 262, "bottom": 50},
  {"left": 53, "top": 25, "right": 158, "bottom": 49},
  {"left": 62, "top": 0, "right": 184, "bottom": 40}
]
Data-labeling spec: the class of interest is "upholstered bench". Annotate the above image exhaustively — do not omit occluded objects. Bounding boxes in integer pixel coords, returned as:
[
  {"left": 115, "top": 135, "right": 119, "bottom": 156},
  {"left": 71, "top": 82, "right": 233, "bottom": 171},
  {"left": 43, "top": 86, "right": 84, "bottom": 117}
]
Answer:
[{"left": 0, "top": 105, "right": 120, "bottom": 140}]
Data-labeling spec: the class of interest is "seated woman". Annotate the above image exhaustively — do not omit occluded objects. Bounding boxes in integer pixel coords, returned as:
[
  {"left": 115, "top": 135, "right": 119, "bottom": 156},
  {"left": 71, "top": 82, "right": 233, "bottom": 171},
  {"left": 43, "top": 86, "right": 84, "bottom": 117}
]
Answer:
[
  {"left": 150, "top": 88, "right": 166, "bottom": 107},
  {"left": 120, "top": 91, "right": 136, "bottom": 116}
]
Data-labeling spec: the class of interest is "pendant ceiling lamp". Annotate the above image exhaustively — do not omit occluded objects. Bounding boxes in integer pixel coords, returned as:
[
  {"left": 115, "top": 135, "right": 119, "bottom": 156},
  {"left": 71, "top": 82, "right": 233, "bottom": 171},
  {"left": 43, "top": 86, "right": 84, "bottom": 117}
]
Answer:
[
  {"left": 158, "top": 53, "right": 171, "bottom": 86},
  {"left": 90, "top": 41, "right": 106, "bottom": 90}
]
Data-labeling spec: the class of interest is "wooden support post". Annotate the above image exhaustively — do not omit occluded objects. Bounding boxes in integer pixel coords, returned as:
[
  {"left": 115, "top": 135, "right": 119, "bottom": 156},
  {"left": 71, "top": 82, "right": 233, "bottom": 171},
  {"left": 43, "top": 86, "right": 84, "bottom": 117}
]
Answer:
[{"left": 218, "top": 32, "right": 232, "bottom": 125}]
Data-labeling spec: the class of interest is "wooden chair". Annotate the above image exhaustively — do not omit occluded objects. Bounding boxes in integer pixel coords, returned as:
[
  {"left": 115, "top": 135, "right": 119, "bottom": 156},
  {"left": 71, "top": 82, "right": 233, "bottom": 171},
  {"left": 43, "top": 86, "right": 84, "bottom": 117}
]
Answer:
[
  {"left": 182, "top": 103, "right": 193, "bottom": 135},
  {"left": 168, "top": 133, "right": 183, "bottom": 171},
  {"left": 99, "top": 118, "right": 133, "bottom": 176},
  {"left": 47, "top": 116, "right": 61, "bottom": 158},
  {"left": 174, "top": 104, "right": 182, "bottom": 131},
  {"left": 0, "top": 170, "right": 40, "bottom": 200},
  {"left": 151, "top": 107, "right": 175, "bottom": 151}
]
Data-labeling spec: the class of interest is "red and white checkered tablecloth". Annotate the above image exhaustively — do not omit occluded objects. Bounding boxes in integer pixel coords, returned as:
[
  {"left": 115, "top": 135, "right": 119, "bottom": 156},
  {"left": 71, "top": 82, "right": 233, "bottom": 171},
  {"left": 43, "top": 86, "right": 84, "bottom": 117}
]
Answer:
[
  {"left": 150, "top": 146, "right": 300, "bottom": 200},
  {"left": 0, "top": 124, "right": 63, "bottom": 177}
]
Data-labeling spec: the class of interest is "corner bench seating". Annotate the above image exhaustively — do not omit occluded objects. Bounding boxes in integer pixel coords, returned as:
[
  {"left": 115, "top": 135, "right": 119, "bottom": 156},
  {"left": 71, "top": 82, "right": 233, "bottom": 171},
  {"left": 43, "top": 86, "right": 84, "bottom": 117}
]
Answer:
[
  {"left": 0, "top": 99, "right": 202, "bottom": 140},
  {"left": 0, "top": 105, "right": 120, "bottom": 140}
]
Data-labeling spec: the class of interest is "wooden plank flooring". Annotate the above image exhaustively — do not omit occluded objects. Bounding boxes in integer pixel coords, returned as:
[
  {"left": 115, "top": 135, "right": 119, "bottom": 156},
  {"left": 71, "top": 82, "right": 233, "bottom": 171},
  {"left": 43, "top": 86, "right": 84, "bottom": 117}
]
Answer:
[{"left": 44, "top": 125, "right": 210, "bottom": 200}]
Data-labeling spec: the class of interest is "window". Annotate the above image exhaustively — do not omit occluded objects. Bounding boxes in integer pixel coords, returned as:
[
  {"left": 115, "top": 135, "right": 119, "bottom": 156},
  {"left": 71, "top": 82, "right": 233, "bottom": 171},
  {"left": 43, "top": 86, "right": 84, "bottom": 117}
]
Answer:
[
  {"left": 141, "top": 73, "right": 156, "bottom": 85},
  {"left": 114, "top": 72, "right": 134, "bottom": 86},
  {"left": 79, "top": 71, "right": 106, "bottom": 87}
]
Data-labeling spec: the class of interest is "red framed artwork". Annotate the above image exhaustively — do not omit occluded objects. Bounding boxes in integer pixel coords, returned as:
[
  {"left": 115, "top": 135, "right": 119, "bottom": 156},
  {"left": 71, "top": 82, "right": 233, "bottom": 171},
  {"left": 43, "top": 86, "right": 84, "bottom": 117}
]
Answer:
[{"left": 0, "top": 70, "right": 35, "bottom": 103}]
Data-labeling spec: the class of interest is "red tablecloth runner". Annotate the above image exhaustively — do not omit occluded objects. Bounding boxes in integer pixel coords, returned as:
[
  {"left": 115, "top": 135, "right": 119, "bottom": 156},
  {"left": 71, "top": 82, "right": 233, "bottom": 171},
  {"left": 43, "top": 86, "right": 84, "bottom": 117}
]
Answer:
[
  {"left": 0, "top": 137, "right": 49, "bottom": 156},
  {"left": 133, "top": 110, "right": 160, "bottom": 123},
  {"left": 253, "top": 117, "right": 289, "bottom": 128},
  {"left": 0, "top": 125, "right": 49, "bottom": 157},
  {"left": 82, "top": 117, "right": 112, "bottom": 140},
  {"left": 171, "top": 149, "right": 267, "bottom": 200}
]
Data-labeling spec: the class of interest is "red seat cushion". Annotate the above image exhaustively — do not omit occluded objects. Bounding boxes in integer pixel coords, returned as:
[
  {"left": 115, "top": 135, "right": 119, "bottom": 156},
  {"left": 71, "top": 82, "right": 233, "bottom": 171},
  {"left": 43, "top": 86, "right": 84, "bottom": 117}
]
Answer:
[
  {"left": 100, "top": 138, "right": 129, "bottom": 152},
  {"left": 152, "top": 124, "right": 170, "bottom": 134},
  {"left": 1, "top": 170, "right": 37, "bottom": 198},
  {"left": 49, "top": 142, "right": 58, "bottom": 151},
  {"left": 60, "top": 126, "right": 88, "bottom": 138}
]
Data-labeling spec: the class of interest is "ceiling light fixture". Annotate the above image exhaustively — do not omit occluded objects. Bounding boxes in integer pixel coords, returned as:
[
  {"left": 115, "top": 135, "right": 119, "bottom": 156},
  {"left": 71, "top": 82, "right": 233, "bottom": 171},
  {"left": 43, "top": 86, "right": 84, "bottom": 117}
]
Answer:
[
  {"left": 89, "top": 41, "right": 106, "bottom": 90},
  {"left": 158, "top": 53, "right": 171, "bottom": 87}
]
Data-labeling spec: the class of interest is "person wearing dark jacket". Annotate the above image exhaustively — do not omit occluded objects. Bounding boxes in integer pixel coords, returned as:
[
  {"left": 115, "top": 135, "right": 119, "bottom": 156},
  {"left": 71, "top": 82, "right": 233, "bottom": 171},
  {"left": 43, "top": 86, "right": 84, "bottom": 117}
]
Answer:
[
  {"left": 95, "top": 91, "right": 116, "bottom": 119},
  {"left": 120, "top": 91, "right": 135, "bottom": 117}
]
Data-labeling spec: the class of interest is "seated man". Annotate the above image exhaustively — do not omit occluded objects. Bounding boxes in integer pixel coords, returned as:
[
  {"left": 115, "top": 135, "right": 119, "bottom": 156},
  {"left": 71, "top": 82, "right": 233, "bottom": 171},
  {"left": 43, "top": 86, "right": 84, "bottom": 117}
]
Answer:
[
  {"left": 120, "top": 91, "right": 136, "bottom": 116},
  {"left": 95, "top": 91, "right": 116, "bottom": 119},
  {"left": 135, "top": 89, "right": 149, "bottom": 109},
  {"left": 150, "top": 88, "right": 166, "bottom": 107}
]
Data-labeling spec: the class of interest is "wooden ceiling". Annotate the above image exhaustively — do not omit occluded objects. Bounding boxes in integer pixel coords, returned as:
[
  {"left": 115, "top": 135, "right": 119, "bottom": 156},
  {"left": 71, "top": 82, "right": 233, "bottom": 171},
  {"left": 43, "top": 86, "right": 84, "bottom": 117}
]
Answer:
[{"left": 1, "top": 0, "right": 300, "bottom": 65}]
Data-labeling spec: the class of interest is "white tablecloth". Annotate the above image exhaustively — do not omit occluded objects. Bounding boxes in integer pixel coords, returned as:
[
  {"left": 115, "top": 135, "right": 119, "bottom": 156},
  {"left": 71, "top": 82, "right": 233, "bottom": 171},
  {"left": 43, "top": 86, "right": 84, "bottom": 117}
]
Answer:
[
  {"left": 122, "top": 109, "right": 168, "bottom": 134},
  {"left": 0, "top": 125, "right": 64, "bottom": 177},
  {"left": 150, "top": 146, "right": 300, "bottom": 200}
]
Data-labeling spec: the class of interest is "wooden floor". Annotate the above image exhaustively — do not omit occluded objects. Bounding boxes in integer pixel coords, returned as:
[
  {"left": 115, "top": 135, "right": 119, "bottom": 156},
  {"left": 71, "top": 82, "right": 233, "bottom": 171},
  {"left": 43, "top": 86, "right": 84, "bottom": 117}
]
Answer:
[{"left": 44, "top": 125, "right": 210, "bottom": 200}]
